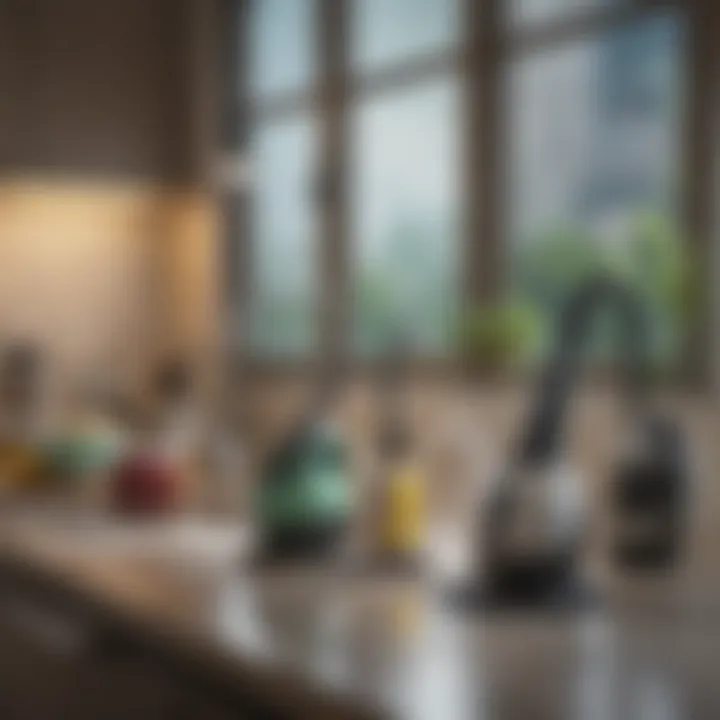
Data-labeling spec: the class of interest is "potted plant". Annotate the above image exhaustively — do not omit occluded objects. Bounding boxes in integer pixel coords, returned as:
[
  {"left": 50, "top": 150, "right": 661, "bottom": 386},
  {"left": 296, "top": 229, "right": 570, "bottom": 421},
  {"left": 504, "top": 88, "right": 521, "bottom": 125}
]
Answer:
[{"left": 458, "top": 301, "right": 539, "bottom": 380}]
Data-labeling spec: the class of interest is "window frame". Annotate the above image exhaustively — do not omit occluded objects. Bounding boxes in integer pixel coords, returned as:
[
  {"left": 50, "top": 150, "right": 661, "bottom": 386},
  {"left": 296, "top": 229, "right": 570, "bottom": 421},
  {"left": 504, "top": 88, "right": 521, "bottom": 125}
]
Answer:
[{"left": 222, "top": 0, "right": 717, "bottom": 383}]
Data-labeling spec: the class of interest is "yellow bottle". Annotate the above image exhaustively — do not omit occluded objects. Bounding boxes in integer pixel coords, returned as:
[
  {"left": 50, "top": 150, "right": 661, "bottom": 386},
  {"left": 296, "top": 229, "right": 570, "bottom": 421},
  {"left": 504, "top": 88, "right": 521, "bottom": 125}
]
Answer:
[
  {"left": 376, "top": 459, "right": 427, "bottom": 566},
  {"left": 371, "top": 345, "right": 427, "bottom": 570}
]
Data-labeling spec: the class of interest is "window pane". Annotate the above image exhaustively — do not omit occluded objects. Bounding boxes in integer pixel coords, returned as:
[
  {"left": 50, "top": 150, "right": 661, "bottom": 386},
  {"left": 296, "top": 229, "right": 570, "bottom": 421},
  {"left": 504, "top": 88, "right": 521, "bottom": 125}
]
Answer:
[
  {"left": 250, "top": 116, "right": 318, "bottom": 356},
  {"left": 352, "top": 81, "right": 459, "bottom": 355},
  {"left": 511, "top": 0, "right": 625, "bottom": 26},
  {"left": 352, "top": 0, "right": 459, "bottom": 72},
  {"left": 249, "top": 0, "right": 316, "bottom": 98},
  {"left": 510, "top": 14, "right": 685, "bottom": 364}
]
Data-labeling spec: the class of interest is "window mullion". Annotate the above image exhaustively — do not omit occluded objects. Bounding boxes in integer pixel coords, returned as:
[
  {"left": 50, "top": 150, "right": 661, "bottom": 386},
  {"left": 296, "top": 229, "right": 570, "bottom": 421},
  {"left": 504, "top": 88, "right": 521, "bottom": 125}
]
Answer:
[
  {"left": 223, "top": 0, "right": 251, "bottom": 357},
  {"left": 319, "top": 0, "right": 350, "bottom": 361},
  {"left": 464, "top": 0, "right": 504, "bottom": 311},
  {"left": 682, "top": 0, "right": 718, "bottom": 384}
]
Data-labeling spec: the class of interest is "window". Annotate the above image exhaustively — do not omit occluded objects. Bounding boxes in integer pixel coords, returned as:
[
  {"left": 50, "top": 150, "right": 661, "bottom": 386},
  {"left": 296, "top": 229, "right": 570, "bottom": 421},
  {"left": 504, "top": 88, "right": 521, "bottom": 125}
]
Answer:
[
  {"left": 245, "top": 0, "right": 319, "bottom": 357},
  {"left": 350, "top": 0, "right": 461, "bottom": 357},
  {"left": 352, "top": 0, "right": 459, "bottom": 71},
  {"left": 351, "top": 81, "right": 460, "bottom": 355},
  {"left": 248, "top": 0, "right": 317, "bottom": 98},
  {"left": 510, "top": 12, "right": 685, "bottom": 363},
  {"left": 249, "top": 116, "right": 319, "bottom": 356},
  {"left": 231, "top": 0, "right": 704, "bottom": 370}
]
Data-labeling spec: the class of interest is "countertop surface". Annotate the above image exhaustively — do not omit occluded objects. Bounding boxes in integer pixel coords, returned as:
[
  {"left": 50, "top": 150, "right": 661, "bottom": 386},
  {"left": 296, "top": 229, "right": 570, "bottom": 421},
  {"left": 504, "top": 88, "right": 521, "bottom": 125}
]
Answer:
[{"left": 1, "top": 511, "right": 720, "bottom": 720}]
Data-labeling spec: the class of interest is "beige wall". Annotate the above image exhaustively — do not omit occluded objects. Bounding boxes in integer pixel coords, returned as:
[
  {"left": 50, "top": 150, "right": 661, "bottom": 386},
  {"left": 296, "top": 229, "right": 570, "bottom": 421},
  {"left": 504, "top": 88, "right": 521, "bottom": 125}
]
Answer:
[
  {"left": 0, "top": 0, "right": 222, "bottom": 408},
  {"left": 151, "top": 189, "right": 223, "bottom": 402},
  {"left": 0, "top": 177, "right": 219, "bottom": 407}
]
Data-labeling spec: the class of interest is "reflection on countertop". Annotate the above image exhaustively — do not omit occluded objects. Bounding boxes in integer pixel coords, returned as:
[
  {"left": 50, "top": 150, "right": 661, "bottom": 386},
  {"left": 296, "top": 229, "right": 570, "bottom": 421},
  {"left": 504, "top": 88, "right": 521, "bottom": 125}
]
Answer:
[{"left": 0, "top": 510, "right": 719, "bottom": 720}]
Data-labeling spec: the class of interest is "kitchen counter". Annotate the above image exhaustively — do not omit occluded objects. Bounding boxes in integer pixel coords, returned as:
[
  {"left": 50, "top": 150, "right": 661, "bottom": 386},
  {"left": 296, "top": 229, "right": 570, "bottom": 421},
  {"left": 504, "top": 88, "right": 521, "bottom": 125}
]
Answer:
[{"left": 0, "top": 513, "right": 719, "bottom": 719}]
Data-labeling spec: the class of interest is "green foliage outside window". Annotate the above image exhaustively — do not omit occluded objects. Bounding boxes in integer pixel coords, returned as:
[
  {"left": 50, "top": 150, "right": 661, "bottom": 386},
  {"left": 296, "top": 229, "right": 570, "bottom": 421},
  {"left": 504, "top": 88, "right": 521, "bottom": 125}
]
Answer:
[
  {"left": 509, "top": 210, "right": 697, "bottom": 373},
  {"left": 456, "top": 211, "right": 697, "bottom": 375}
]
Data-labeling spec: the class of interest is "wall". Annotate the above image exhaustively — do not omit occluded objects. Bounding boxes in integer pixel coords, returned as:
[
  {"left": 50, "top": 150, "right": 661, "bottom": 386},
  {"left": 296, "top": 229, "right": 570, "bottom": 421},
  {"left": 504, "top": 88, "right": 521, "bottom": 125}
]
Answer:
[
  {"left": 0, "top": 0, "right": 221, "bottom": 402},
  {"left": 0, "top": 0, "right": 196, "bottom": 180},
  {"left": 0, "top": 179, "right": 219, "bottom": 398}
]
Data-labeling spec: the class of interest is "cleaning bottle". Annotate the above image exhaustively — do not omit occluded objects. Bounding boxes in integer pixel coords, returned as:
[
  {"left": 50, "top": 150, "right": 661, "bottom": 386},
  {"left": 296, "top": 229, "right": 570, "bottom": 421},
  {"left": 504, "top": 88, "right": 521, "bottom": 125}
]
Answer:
[
  {"left": 368, "top": 343, "right": 428, "bottom": 572},
  {"left": 255, "top": 359, "right": 354, "bottom": 564}
]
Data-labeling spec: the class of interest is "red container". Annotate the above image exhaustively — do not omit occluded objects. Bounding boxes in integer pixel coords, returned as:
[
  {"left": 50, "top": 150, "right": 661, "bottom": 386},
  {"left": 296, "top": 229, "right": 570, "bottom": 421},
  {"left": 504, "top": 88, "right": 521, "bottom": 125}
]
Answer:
[{"left": 112, "top": 452, "right": 183, "bottom": 515}]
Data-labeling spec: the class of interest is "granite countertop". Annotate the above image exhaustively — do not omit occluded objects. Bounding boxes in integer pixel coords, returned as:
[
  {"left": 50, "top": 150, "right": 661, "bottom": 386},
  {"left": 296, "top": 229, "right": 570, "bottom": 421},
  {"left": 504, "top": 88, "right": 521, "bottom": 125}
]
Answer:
[{"left": 0, "top": 513, "right": 719, "bottom": 720}]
